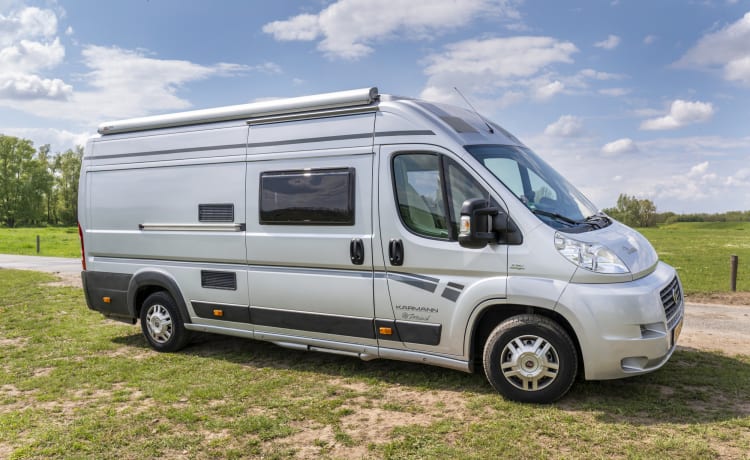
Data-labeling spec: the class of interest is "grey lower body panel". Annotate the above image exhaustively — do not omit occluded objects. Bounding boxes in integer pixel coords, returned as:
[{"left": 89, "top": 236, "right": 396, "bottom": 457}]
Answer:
[{"left": 81, "top": 270, "right": 134, "bottom": 323}]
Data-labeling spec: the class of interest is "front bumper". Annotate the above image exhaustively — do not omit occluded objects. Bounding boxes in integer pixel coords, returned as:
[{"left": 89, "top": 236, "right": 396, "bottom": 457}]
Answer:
[{"left": 555, "top": 261, "right": 684, "bottom": 380}]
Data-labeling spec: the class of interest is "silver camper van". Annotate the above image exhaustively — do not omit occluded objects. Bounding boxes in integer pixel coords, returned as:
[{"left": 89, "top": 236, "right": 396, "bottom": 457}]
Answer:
[{"left": 78, "top": 87, "right": 684, "bottom": 403}]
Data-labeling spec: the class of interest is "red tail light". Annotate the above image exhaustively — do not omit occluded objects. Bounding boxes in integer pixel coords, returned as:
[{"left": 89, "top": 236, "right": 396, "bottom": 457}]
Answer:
[{"left": 78, "top": 221, "right": 86, "bottom": 271}]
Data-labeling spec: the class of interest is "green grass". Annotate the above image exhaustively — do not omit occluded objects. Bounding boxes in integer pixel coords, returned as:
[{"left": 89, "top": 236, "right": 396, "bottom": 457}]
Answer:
[
  {"left": 0, "top": 227, "right": 80, "bottom": 258},
  {"left": 639, "top": 222, "right": 750, "bottom": 294},
  {"left": 1, "top": 221, "right": 748, "bottom": 294},
  {"left": 1, "top": 269, "right": 749, "bottom": 459}
]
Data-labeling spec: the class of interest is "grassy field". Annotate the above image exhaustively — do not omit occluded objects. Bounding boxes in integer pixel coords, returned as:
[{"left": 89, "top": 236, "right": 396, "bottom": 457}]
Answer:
[
  {"left": 0, "top": 222, "right": 749, "bottom": 294},
  {"left": 0, "top": 227, "right": 80, "bottom": 258},
  {"left": 639, "top": 222, "right": 750, "bottom": 294},
  {"left": 1, "top": 269, "right": 749, "bottom": 459}
]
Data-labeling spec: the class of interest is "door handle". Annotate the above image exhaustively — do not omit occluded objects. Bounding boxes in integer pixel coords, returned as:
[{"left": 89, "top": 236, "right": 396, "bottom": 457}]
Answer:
[
  {"left": 350, "top": 238, "right": 364, "bottom": 265},
  {"left": 388, "top": 238, "right": 404, "bottom": 266}
]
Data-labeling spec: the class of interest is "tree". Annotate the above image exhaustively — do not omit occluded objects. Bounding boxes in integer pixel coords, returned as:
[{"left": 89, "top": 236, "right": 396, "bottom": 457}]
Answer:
[
  {"left": 0, "top": 135, "right": 45, "bottom": 227},
  {"left": 53, "top": 146, "right": 83, "bottom": 225},
  {"left": 603, "top": 193, "right": 657, "bottom": 227}
]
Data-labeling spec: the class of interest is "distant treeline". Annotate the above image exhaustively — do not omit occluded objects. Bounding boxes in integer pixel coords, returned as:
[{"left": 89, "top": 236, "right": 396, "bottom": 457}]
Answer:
[
  {"left": 604, "top": 193, "right": 749, "bottom": 227},
  {"left": 654, "top": 210, "right": 750, "bottom": 224},
  {"left": 0, "top": 135, "right": 82, "bottom": 228}
]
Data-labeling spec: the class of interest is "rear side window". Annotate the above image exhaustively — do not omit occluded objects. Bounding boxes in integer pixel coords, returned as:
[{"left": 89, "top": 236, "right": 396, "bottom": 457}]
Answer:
[{"left": 260, "top": 168, "right": 355, "bottom": 225}]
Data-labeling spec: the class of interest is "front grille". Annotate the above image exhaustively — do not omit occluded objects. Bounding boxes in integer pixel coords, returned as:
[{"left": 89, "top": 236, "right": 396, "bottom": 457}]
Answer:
[{"left": 660, "top": 276, "right": 682, "bottom": 329}]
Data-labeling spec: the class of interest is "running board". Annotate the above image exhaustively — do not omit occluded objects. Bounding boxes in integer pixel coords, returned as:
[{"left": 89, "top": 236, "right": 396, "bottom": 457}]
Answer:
[{"left": 272, "top": 341, "right": 379, "bottom": 361}]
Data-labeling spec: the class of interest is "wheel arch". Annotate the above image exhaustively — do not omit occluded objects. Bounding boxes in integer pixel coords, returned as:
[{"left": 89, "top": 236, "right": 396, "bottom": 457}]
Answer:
[
  {"left": 467, "top": 303, "right": 583, "bottom": 376},
  {"left": 126, "top": 269, "right": 192, "bottom": 325}
]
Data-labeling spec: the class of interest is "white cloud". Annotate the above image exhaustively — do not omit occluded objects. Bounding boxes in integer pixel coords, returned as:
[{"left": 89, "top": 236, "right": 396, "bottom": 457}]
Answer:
[
  {"left": 598, "top": 87, "right": 630, "bottom": 96},
  {"left": 534, "top": 80, "right": 564, "bottom": 100},
  {"left": 0, "top": 73, "right": 71, "bottom": 99},
  {"left": 594, "top": 34, "right": 620, "bottom": 50},
  {"left": 420, "top": 36, "right": 577, "bottom": 108},
  {"left": 578, "top": 68, "right": 623, "bottom": 81},
  {"left": 263, "top": 0, "right": 521, "bottom": 60},
  {"left": 688, "top": 161, "right": 709, "bottom": 177},
  {"left": 601, "top": 138, "right": 638, "bottom": 156},
  {"left": 250, "top": 62, "right": 283, "bottom": 74},
  {"left": 0, "top": 7, "right": 70, "bottom": 101},
  {"left": 263, "top": 14, "right": 320, "bottom": 41},
  {"left": 0, "top": 37, "right": 64, "bottom": 72},
  {"left": 2, "top": 45, "right": 253, "bottom": 124},
  {"left": 677, "top": 11, "right": 750, "bottom": 85},
  {"left": 0, "top": 127, "right": 90, "bottom": 151},
  {"left": 71, "top": 45, "right": 251, "bottom": 120},
  {"left": 640, "top": 99, "right": 715, "bottom": 130},
  {"left": 544, "top": 115, "right": 583, "bottom": 137},
  {"left": 643, "top": 34, "right": 657, "bottom": 45},
  {"left": 0, "top": 6, "right": 57, "bottom": 47}
]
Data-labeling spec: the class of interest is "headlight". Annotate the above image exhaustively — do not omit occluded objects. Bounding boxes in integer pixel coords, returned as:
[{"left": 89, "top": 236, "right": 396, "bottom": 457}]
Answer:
[{"left": 554, "top": 232, "right": 630, "bottom": 274}]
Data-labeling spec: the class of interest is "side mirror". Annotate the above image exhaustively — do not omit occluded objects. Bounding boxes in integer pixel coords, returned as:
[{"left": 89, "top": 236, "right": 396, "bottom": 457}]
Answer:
[{"left": 458, "top": 198, "right": 499, "bottom": 248}]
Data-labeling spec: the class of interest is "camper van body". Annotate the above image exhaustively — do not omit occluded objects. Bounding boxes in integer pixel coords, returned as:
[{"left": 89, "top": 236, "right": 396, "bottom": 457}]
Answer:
[{"left": 78, "top": 88, "right": 684, "bottom": 402}]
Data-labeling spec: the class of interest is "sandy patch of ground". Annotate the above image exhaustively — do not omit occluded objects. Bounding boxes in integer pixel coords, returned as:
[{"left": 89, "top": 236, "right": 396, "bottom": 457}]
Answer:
[
  {"left": 679, "top": 303, "right": 750, "bottom": 356},
  {"left": 686, "top": 291, "right": 750, "bottom": 306},
  {"left": 273, "top": 380, "right": 475, "bottom": 459},
  {"left": 43, "top": 271, "right": 82, "bottom": 288}
]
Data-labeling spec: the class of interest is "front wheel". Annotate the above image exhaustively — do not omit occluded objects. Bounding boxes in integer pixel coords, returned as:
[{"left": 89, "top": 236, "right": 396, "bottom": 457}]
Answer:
[
  {"left": 140, "top": 291, "right": 191, "bottom": 352},
  {"left": 483, "top": 315, "right": 577, "bottom": 403}
]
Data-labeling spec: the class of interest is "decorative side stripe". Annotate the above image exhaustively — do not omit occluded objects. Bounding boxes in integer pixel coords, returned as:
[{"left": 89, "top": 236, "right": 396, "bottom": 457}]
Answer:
[
  {"left": 386, "top": 272, "right": 439, "bottom": 293},
  {"left": 249, "top": 264, "right": 373, "bottom": 279},
  {"left": 375, "top": 130, "right": 435, "bottom": 137},
  {"left": 88, "top": 143, "right": 245, "bottom": 160},
  {"left": 86, "top": 130, "right": 436, "bottom": 160},
  {"left": 247, "top": 132, "right": 372, "bottom": 148},
  {"left": 441, "top": 287, "right": 461, "bottom": 302}
]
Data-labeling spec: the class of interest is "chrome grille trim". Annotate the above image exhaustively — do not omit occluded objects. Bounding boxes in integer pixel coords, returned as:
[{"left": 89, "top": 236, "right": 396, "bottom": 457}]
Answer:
[{"left": 660, "top": 276, "right": 683, "bottom": 329}]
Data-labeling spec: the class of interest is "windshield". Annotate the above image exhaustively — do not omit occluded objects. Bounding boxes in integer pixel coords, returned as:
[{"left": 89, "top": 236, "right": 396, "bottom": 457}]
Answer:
[{"left": 465, "top": 144, "right": 608, "bottom": 232}]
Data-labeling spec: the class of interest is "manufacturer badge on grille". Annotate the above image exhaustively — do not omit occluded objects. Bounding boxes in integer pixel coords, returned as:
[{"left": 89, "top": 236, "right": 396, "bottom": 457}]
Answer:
[{"left": 672, "top": 286, "right": 679, "bottom": 305}]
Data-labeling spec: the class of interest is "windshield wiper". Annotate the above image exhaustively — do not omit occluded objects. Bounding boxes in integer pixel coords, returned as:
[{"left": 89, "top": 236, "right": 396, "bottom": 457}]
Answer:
[
  {"left": 582, "top": 213, "right": 611, "bottom": 229},
  {"left": 532, "top": 209, "right": 579, "bottom": 226}
]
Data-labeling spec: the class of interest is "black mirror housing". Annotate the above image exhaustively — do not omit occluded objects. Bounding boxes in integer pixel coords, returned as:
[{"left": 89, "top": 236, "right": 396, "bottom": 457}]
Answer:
[{"left": 458, "top": 198, "right": 498, "bottom": 248}]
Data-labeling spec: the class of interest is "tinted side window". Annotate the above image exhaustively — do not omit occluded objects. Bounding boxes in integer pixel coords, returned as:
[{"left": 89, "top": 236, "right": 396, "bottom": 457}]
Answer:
[
  {"left": 260, "top": 168, "right": 355, "bottom": 225},
  {"left": 446, "top": 159, "right": 489, "bottom": 228},
  {"left": 392, "top": 154, "right": 450, "bottom": 239}
]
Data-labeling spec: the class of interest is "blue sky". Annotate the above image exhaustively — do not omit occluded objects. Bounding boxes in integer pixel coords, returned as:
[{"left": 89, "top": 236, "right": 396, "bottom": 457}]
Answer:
[{"left": 1, "top": 0, "right": 749, "bottom": 213}]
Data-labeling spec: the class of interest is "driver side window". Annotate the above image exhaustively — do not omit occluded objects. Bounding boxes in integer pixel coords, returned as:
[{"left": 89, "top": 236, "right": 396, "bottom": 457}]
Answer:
[{"left": 392, "top": 153, "right": 490, "bottom": 240}]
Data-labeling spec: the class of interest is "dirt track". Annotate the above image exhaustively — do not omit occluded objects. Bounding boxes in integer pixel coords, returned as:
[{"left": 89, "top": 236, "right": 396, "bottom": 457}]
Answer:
[{"left": 1, "top": 254, "right": 748, "bottom": 357}]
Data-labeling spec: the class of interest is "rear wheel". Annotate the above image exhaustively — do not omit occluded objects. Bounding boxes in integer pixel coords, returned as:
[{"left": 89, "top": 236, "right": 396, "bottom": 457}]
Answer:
[
  {"left": 483, "top": 314, "right": 577, "bottom": 403},
  {"left": 140, "top": 291, "right": 191, "bottom": 352}
]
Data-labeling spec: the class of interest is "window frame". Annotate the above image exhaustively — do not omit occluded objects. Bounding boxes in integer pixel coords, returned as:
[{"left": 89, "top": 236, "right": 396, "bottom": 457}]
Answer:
[
  {"left": 259, "top": 167, "right": 356, "bottom": 226},
  {"left": 391, "top": 152, "right": 491, "bottom": 242}
]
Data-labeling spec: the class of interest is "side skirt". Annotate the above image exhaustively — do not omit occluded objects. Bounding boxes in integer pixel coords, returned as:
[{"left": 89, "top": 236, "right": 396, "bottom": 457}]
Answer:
[{"left": 183, "top": 323, "right": 471, "bottom": 373}]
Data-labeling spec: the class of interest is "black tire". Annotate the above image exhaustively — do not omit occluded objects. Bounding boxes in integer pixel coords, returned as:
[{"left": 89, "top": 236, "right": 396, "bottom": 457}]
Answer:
[
  {"left": 139, "top": 291, "right": 191, "bottom": 352},
  {"left": 483, "top": 314, "right": 577, "bottom": 403}
]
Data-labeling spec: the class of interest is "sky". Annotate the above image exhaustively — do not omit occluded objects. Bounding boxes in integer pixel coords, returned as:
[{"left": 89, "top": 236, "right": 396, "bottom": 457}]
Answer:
[{"left": 1, "top": 0, "right": 749, "bottom": 214}]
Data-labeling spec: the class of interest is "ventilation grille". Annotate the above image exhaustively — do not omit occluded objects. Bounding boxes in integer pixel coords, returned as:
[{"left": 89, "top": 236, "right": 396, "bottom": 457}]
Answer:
[
  {"left": 660, "top": 276, "right": 682, "bottom": 329},
  {"left": 201, "top": 271, "right": 237, "bottom": 290},
  {"left": 199, "top": 204, "right": 234, "bottom": 222}
]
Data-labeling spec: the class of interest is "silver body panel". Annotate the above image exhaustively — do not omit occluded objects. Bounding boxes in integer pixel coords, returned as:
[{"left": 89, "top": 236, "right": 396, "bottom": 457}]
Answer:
[{"left": 79, "top": 89, "right": 682, "bottom": 381}]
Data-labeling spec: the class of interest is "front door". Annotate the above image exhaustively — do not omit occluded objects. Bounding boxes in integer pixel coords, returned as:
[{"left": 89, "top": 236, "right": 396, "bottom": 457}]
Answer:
[{"left": 377, "top": 145, "right": 509, "bottom": 356}]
